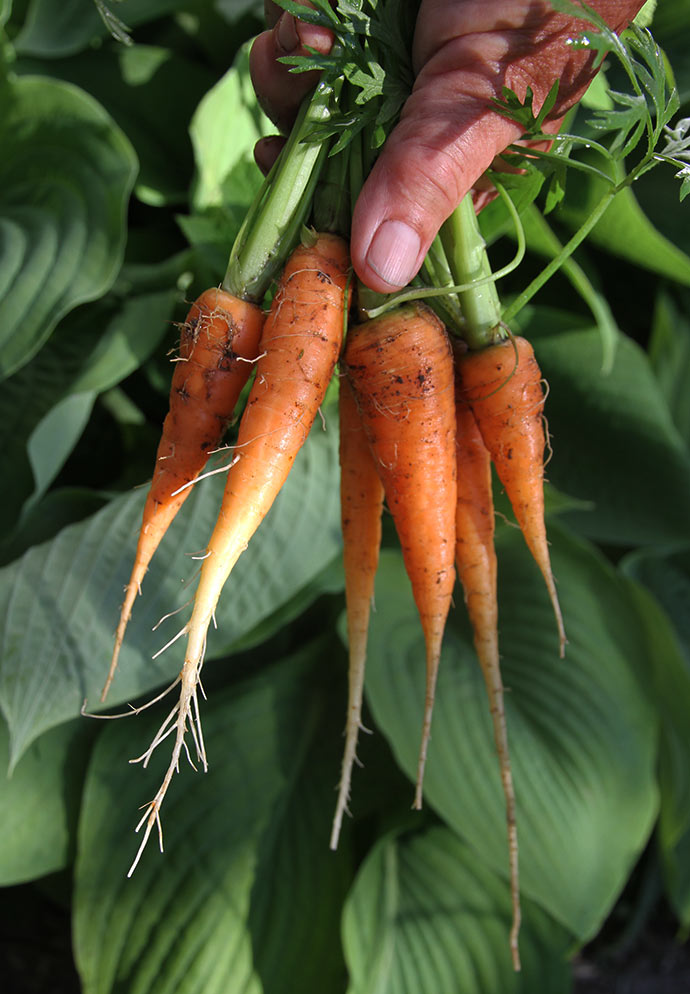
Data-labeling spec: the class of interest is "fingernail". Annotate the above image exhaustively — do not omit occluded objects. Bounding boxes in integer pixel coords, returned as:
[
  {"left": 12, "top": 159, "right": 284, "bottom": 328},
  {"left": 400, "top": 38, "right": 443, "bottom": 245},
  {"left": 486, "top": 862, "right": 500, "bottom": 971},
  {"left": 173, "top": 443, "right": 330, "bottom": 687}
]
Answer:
[
  {"left": 366, "top": 220, "right": 421, "bottom": 288},
  {"left": 277, "top": 13, "right": 299, "bottom": 54}
]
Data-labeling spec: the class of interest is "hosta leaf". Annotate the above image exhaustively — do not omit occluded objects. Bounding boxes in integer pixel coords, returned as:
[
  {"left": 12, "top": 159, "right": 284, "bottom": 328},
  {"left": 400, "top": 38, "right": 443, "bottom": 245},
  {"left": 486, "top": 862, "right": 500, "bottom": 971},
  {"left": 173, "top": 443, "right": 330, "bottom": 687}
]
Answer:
[
  {"left": 0, "top": 421, "right": 342, "bottom": 764},
  {"left": 0, "top": 75, "right": 137, "bottom": 379},
  {"left": 73, "top": 644, "right": 352, "bottom": 994},
  {"left": 650, "top": 0, "right": 690, "bottom": 103},
  {"left": 362, "top": 528, "right": 658, "bottom": 940},
  {"left": 16, "top": 45, "right": 214, "bottom": 207},
  {"left": 622, "top": 545, "right": 690, "bottom": 925},
  {"left": 518, "top": 205, "right": 621, "bottom": 371},
  {"left": 519, "top": 307, "right": 690, "bottom": 545},
  {"left": 13, "top": 0, "right": 186, "bottom": 57},
  {"left": 556, "top": 167, "right": 690, "bottom": 287},
  {"left": 343, "top": 826, "right": 573, "bottom": 994},
  {"left": 0, "top": 488, "right": 109, "bottom": 567},
  {"left": 0, "top": 288, "right": 176, "bottom": 540},
  {"left": 26, "top": 390, "right": 96, "bottom": 507},
  {"left": 190, "top": 43, "right": 272, "bottom": 212},
  {"left": 634, "top": 146, "right": 690, "bottom": 261},
  {"left": 0, "top": 715, "right": 95, "bottom": 884},
  {"left": 648, "top": 290, "right": 690, "bottom": 450}
]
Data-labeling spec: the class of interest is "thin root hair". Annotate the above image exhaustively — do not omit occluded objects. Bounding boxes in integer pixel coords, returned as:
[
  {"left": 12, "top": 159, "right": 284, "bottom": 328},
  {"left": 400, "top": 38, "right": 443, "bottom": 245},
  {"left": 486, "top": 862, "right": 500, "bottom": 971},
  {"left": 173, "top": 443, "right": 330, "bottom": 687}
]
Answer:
[
  {"left": 170, "top": 455, "right": 240, "bottom": 497},
  {"left": 152, "top": 596, "right": 194, "bottom": 632},
  {"left": 80, "top": 675, "right": 182, "bottom": 721}
]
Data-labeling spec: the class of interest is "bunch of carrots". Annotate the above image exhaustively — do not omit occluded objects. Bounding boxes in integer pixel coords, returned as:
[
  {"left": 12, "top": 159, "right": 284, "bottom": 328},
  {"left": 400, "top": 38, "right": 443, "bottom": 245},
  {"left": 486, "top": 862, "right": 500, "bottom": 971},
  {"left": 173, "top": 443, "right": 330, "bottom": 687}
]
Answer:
[{"left": 99, "top": 4, "right": 568, "bottom": 972}]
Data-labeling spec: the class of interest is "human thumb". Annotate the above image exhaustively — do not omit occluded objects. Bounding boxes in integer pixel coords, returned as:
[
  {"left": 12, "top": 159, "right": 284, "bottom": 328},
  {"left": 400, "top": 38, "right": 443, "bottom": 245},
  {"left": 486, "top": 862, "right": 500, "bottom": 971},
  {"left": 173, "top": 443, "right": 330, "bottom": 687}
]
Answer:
[{"left": 350, "top": 83, "right": 523, "bottom": 293}]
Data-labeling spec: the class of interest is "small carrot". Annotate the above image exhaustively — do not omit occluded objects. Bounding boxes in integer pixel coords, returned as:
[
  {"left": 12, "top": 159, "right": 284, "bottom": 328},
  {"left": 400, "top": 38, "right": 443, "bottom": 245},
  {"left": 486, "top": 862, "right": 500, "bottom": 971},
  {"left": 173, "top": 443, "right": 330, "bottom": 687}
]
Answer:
[
  {"left": 456, "top": 336, "right": 566, "bottom": 656},
  {"left": 453, "top": 356, "right": 520, "bottom": 970},
  {"left": 102, "top": 288, "right": 264, "bottom": 701},
  {"left": 129, "top": 233, "right": 350, "bottom": 869},
  {"left": 343, "top": 302, "right": 456, "bottom": 809},
  {"left": 330, "top": 376, "right": 385, "bottom": 850}
]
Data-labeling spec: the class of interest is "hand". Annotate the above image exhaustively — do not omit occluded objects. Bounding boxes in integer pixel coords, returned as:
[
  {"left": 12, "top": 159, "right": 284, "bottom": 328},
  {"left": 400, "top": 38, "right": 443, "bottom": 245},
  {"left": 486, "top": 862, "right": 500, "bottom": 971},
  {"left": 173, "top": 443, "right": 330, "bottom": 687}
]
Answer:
[{"left": 250, "top": 0, "right": 644, "bottom": 293}]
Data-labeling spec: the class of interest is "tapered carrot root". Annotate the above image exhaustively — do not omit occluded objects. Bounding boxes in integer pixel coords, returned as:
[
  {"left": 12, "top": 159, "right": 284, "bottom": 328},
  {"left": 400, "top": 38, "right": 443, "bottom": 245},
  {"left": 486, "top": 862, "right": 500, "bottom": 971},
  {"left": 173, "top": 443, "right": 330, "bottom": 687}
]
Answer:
[
  {"left": 331, "top": 377, "right": 385, "bottom": 850},
  {"left": 344, "top": 302, "right": 456, "bottom": 808},
  {"left": 454, "top": 384, "right": 521, "bottom": 971},
  {"left": 103, "top": 288, "right": 264, "bottom": 701},
  {"left": 130, "top": 233, "right": 350, "bottom": 861},
  {"left": 457, "top": 336, "right": 566, "bottom": 657}
]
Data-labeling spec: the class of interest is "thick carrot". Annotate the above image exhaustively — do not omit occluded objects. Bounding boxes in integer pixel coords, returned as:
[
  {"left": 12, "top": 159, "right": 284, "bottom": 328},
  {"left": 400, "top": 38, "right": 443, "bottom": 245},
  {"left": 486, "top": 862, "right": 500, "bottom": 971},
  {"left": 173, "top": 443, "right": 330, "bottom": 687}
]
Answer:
[
  {"left": 129, "top": 233, "right": 350, "bottom": 869},
  {"left": 330, "top": 376, "right": 385, "bottom": 850},
  {"left": 456, "top": 336, "right": 566, "bottom": 656},
  {"left": 453, "top": 368, "right": 520, "bottom": 970},
  {"left": 102, "top": 288, "right": 264, "bottom": 701},
  {"left": 343, "top": 302, "right": 456, "bottom": 809}
]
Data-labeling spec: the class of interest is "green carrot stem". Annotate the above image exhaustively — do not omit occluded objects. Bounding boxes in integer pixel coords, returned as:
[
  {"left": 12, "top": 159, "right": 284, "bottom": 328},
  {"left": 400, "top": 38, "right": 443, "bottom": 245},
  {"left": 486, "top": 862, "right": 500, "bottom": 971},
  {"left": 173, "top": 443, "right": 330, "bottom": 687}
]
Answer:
[
  {"left": 501, "top": 188, "right": 616, "bottom": 325},
  {"left": 223, "top": 77, "right": 333, "bottom": 302},
  {"left": 420, "top": 236, "right": 466, "bottom": 332},
  {"left": 348, "top": 126, "right": 389, "bottom": 316},
  {"left": 313, "top": 143, "right": 351, "bottom": 237},
  {"left": 440, "top": 194, "right": 503, "bottom": 349}
]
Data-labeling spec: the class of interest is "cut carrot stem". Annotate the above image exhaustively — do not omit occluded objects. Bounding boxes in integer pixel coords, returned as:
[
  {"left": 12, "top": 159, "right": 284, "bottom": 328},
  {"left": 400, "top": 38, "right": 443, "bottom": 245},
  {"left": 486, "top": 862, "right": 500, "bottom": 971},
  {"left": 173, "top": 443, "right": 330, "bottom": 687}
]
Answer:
[
  {"left": 131, "top": 233, "right": 351, "bottom": 858},
  {"left": 223, "top": 81, "right": 334, "bottom": 302},
  {"left": 457, "top": 336, "right": 566, "bottom": 656},
  {"left": 454, "top": 363, "right": 521, "bottom": 970},
  {"left": 343, "top": 301, "right": 456, "bottom": 808},
  {"left": 440, "top": 193, "right": 503, "bottom": 348},
  {"left": 330, "top": 376, "right": 385, "bottom": 850},
  {"left": 102, "top": 288, "right": 264, "bottom": 701}
]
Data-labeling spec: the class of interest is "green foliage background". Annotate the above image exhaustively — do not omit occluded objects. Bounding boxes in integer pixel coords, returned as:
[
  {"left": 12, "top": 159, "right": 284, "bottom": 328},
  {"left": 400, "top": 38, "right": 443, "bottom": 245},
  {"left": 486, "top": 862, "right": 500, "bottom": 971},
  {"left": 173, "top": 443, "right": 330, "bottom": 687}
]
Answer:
[{"left": 1, "top": 0, "right": 690, "bottom": 990}]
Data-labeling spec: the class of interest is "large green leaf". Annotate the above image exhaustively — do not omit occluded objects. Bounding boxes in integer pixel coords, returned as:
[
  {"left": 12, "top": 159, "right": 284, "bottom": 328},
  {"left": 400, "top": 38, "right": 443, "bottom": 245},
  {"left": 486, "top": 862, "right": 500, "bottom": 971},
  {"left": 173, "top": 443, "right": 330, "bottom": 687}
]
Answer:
[
  {"left": 555, "top": 169, "right": 690, "bottom": 287},
  {"left": 518, "top": 206, "right": 621, "bottom": 372},
  {"left": 519, "top": 307, "right": 690, "bottom": 545},
  {"left": 648, "top": 290, "right": 690, "bottom": 450},
  {"left": 651, "top": 0, "right": 690, "bottom": 103},
  {"left": 0, "top": 420, "right": 342, "bottom": 763},
  {"left": 0, "top": 287, "right": 176, "bottom": 539},
  {"left": 0, "top": 715, "right": 95, "bottom": 885},
  {"left": 73, "top": 643, "right": 352, "bottom": 994},
  {"left": 0, "top": 75, "right": 138, "bottom": 379},
  {"left": 361, "top": 529, "right": 659, "bottom": 940},
  {"left": 622, "top": 545, "right": 690, "bottom": 925},
  {"left": 13, "top": 0, "right": 186, "bottom": 56},
  {"left": 189, "top": 43, "right": 271, "bottom": 212},
  {"left": 16, "top": 45, "right": 214, "bottom": 207},
  {"left": 343, "top": 826, "right": 573, "bottom": 994}
]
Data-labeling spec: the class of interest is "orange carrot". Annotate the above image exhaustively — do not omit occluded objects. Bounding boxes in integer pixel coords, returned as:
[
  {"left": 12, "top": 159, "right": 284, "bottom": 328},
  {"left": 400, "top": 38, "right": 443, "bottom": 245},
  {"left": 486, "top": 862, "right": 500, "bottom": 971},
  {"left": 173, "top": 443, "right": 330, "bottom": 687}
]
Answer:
[
  {"left": 343, "top": 302, "right": 456, "bottom": 809},
  {"left": 330, "top": 376, "right": 385, "bottom": 850},
  {"left": 453, "top": 362, "right": 520, "bottom": 970},
  {"left": 103, "top": 287, "right": 264, "bottom": 700},
  {"left": 129, "top": 233, "right": 350, "bottom": 870},
  {"left": 456, "top": 336, "right": 566, "bottom": 656}
]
